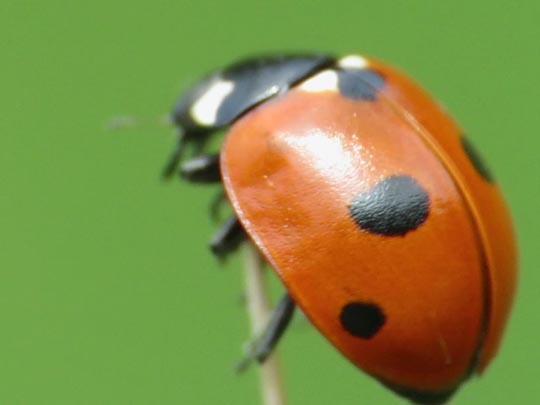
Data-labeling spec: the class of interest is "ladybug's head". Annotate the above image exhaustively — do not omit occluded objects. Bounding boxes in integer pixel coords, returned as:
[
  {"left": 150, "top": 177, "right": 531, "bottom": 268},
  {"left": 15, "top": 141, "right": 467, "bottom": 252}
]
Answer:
[{"left": 163, "top": 54, "right": 333, "bottom": 178}]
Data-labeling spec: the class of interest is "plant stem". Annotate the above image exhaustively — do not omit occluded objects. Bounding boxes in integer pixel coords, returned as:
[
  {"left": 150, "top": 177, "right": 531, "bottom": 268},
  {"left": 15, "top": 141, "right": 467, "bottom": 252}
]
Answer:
[{"left": 243, "top": 243, "right": 287, "bottom": 405}]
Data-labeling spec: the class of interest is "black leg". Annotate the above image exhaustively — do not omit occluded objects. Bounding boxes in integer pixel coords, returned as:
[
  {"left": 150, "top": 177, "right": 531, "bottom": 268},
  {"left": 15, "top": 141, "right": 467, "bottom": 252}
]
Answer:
[
  {"left": 190, "top": 131, "right": 213, "bottom": 156},
  {"left": 162, "top": 129, "right": 213, "bottom": 179},
  {"left": 180, "top": 154, "right": 220, "bottom": 183},
  {"left": 209, "top": 190, "right": 227, "bottom": 222},
  {"left": 162, "top": 130, "right": 185, "bottom": 179},
  {"left": 237, "top": 293, "right": 296, "bottom": 372},
  {"left": 210, "top": 216, "right": 245, "bottom": 259}
]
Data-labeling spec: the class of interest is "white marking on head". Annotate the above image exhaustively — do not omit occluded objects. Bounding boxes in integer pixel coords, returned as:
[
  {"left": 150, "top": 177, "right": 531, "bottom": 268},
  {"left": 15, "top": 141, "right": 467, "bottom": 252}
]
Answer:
[
  {"left": 190, "top": 80, "right": 234, "bottom": 125},
  {"left": 298, "top": 70, "right": 338, "bottom": 93},
  {"left": 338, "top": 55, "right": 369, "bottom": 70}
]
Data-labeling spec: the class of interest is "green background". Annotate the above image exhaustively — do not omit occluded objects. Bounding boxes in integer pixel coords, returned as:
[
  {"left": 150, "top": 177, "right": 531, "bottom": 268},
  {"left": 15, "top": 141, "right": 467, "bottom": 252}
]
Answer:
[{"left": 2, "top": 1, "right": 538, "bottom": 404}]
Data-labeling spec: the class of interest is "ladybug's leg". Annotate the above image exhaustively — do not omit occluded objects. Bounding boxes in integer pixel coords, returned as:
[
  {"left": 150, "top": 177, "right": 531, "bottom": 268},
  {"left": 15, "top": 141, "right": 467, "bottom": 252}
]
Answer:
[
  {"left": 209, "top": 190, "right": 227, "bottom": 222},
  {"left": 179, "top": 154, "right": 221, "bottom": 183},
  {"left": 210, "top": 216, "right": 245, "bottom": 259},
  {"left": 162, "top": 130, "right": 213, "bottom": 179},
  {"left": 249, "top": 293, "right": 296, "bottom": 364},
  {"left": 237, "top": 293, "right": 296, "bottom": 372},
  {"left": 162, "top": 130, "right": 186, "bottom": 179}
]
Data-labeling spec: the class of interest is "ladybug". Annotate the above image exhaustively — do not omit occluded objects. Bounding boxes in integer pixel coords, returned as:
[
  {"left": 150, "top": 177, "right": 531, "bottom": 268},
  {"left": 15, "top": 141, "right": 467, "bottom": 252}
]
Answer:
[{"left": 164, "top": 54, "right": 517, "bottom": 404}]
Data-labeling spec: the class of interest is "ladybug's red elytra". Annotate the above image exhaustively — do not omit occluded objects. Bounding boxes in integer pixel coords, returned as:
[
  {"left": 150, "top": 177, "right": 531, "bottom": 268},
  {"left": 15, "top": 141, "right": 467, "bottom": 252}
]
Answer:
[{"left": 165, "top": 54, "right": 517, "bottom": 404}]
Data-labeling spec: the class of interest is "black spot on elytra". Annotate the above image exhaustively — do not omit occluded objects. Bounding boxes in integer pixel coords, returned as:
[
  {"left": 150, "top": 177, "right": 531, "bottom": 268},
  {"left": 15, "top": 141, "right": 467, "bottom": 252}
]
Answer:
[
  {"left": 349, "top": 175, "right": 430, "bottom": 236},
  {"left": 461, "top": 136, "right": 494, "bottom": 182},
  {"left": 340, "top": 302, "right": 386, "bottom": 339},
  {"left": 337, "top": 69, "right": 385, "bottom": 101}
]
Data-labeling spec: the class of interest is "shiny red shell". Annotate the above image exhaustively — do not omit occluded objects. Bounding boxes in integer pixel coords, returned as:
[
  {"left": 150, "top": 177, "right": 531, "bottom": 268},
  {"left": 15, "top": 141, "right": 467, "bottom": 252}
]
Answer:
[{"left": 220, "top": 57, "right": 517, "bottom": 395}]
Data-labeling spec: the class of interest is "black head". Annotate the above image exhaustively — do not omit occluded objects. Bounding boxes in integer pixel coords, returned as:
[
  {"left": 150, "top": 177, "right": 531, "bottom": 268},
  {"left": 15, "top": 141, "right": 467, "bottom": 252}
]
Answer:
[
  {"left": 163, "top": 54, "right": 334, "bottom": 178},
  {"left": 171, "top": 54, "right": 334, "bottom": 133}
]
